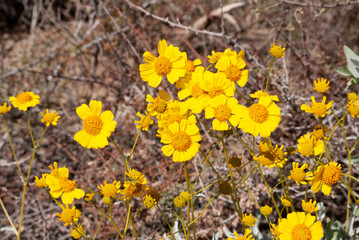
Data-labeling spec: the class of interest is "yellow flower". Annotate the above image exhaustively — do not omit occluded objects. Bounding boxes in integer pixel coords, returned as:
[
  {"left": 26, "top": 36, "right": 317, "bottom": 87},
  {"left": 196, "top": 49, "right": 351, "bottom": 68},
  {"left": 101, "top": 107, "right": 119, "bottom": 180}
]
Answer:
[
  {"left": 120, "top": 169, "right": 149, "bottom": 200},
  {"left": 0, "top": 102, "right": 11, "bottom": 114},
  {"left": 301, "top": 96, "right": 333, "bottom": 118},
  {"left": 139, "top": 39, "right": 186, "bottom": 88},
  {"left": 199, "top": 71, "right": 234, "bottom": 109},
  {"left": 281, "top": 196, "right": 292, "bottom": 207},
  {"left": 270, "top": 43, "right": 285, "bottom": 59},
  {"left": 41, "top": 109, "right": 60, "bottom": 126},
  {"left": 146, "top": 90, "right": 172, "bottom": 117},
  {"left": 57, "top": 204, "right": 81, "bottom": 226},
  {"left": 238, "top": 96, "right": 281, "bottom": 137},
  {"left": 311, "top": 125, "right": 329, "bottom": 140},
  {"left": 242, "top": 213, "right": 257, "bottom": 227},
  {"left": 297, "top": 133, "right": 324, "bottom": 157},
  {"left": 205, "top": 95, "right": 245, "bottom": 131},
  {"left": 71, "top": 225, "right": 85, "bottom": 239},
  {"left": 180, "top": 191, "right": 190, "bottom": 201},
  {"left": 34, "top": 174, "right": 48, "bottom": 188},
  {"left": 45, "top": 165, "right": 85, "bottom": 204},
  {"left": 9, "top": 91, "right": 40, "bottom": 111},
  {"left": 143, "top": 194, "right": 157, "bottom": 209},
  {"left": 215, "top": 54, "right": 248, "bottom": 89},
  {"left": 271, "top": 223, "right": 280, "bottom": 239},
  {"left": 311, "top": 162, "right": 342, "bottom": 196},
  {"left": 288, "top": 162, "right": 312, "bottom": 185},
  {"left": 250, "top": 90, "right": 279, "bottom": 101},
  {"left": 74, "top": 100, "right": 117, "bottom": 149},
  {"left": 302, "top": 199, "right": 318, "bottom": 214},
  {"left": 254, "top": 153, "right": 275, "bottom": 167},
  {"left": 227, "top": 229, "right": 254, "bottom": 240},
  {"left": 160, "top": 119, "right": 201, "bottom": 162},
  {"left": 270, "top": 145, "right": 288, "bottom": 168},
  {"left": 48, "top": 162, "right": 60, "bottom": 177},
  {"left": 278, "top": 212, "right": 323, "bottom": 240},
  {"left": 135, "top": 111, "right": 153, "bottom": 131},
  {"left": 98, "top": 180, "right": 121, "bottom": 198},
  {"left": 260, "top": 205, "right": 273, "bottom": 216},
  {"left": 174, "top": 196, "right": 186, "bottom": 208},
  {"left": 84, "top": 192, "right": 95, "bottom": 202},
  {"left": 347, "top": 100, "right": 359, "bottom": 118},
  {"left": 207, "top": 50, "right": 224, "bottom": 64},
  {"left": 313, "top": 78, "right": 330, "bottom": 93},
  {"left": 348, "top": 92, "right": 358, "bottom": 101}
]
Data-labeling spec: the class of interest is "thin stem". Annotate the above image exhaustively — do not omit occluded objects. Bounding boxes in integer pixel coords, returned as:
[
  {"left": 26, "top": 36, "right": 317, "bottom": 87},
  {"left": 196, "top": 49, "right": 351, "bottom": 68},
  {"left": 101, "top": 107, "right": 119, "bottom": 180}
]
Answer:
[
  {"left": 229, "top": 122, "right": 253, "bottom": 156},
  {"left": 92, "top": 213, "right": 104, "bottom": 240},
  {"left": 94, "top": 206, "right": 123, "bottom": 239},
  {"left": 157, "top": 205, "right": 173, "bottom": 238},
  {"left": 265, "top": 57, "right": 275, "bottom": 92},
  {"left": 170, "top": 209, "right": 188, "bottom": 240},
  {"left": 238, "top": 171, "right": 260, "bottom": 209},
  {"left": 0, "top": 197, "right": 18, "bottom": 236},
  {"left": 109, "top": 137, "right": 129, "bottom": 172},
  {"left": 235, "top": 89, "right": 253, "bottom": 104},
  {"left": 184, "top": 162, "right": 196, "bottom": 240},
  {"left": 128, "top": 128, "right": 141, "bottom": 160},
  {"left": 123, "top": 201, "right": 132, "bottom": 237},
  {"left": 187, "top": 193, "right": 219, "bottom": 226},
  {"left": 194, "top": 114, "right": 219, "bottom": 139},
  {"left": 27, "top": 111, "right": 35, "bottom": 148}
]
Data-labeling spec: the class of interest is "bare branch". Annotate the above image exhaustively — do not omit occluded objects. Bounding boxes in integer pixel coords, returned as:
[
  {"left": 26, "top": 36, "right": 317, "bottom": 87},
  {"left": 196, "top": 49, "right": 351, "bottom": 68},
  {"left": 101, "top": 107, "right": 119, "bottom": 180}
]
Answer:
[{"left": 281, "top": 0, "right": 359, "bottom": 8}]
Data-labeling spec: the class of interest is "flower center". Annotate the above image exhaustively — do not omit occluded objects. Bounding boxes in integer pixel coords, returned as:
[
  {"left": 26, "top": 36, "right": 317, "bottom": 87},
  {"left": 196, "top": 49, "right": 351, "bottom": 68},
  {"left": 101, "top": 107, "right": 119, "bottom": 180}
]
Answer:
[
  {"left": 322, "top": 165, "right": 342, "bottom": 185},
  {"left": 60, "top": 178, "right": 77, "bottom": 192},
  {"left": 185, "top": 60, "right": 195, "bottom": 72},
  {"left": 171, "top": 131, "right": 191, "bottom": 151},
  {"left": 141, "top": 115, "right": 152, "bottom": 128},
  {"left": 154, "top": 56, "right": 172, "bottom": 76},
  {"left": 83, "top": 115, "right": 104, "bottom": 135},
  {"left": 291, "top": 168, "right": 306, "bottom": 183},
  {"left": 191, "top": 84, "right": 206, "bottom": 98},
  {"left": 43, "top": 113, "right": 55, "bottom": 123},
  {"left": 214, "top": 105, "right": 231, "bottom": 122},
  {"left": 242, "top": 215, "right": 256, "bottom": 226},
  {"left": 17, "top": 92, "right": 32, "bottom": 103},
  {"left": 225, "top": 64, "right": 241, "bottom": 81},
  {"left": 257, "top": 152, "right": 275, "bottom": 165},
  {"left": 249, "top": 104, "right": 269, "bottom": 123},
  {"left": 101, "top": 184, "right": 118, "bottom": 197},
  {"left": 303, "top": 202, "right": 316, "bottom": 213},
  {"left": 312, "top": 103, "right": 327, "bottom": 116},
  {"left": 61, "top": 208, "right": 75, "bottom": 223},
  {"left": 208, "top": 86, "right": 225, "bottom": 98},
  {"left": 291, "top": 224, "right": 312, "bottom": 240},
  {"left": 155, "top": 99, "right": 167, "bottom": 113},
  {"left": 237, "top": 237, "right": 246, "bottom": 240}
]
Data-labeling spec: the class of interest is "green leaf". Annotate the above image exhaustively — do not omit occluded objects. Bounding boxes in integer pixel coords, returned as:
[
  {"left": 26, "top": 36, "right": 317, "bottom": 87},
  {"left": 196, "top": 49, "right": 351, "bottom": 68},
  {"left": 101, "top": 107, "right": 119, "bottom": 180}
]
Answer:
[
  {"left": 344, "top": 77, "right": 358, "bottom": 91},
  {"left": 342, "top": 154, "right": 359, "bottom": 171},
  {"left": 336, "top": 66, "right": 352, "bottom": 77},
  {"left": 344, "top": 46, "right": 359, "bottom": 78},
  {"left": 212, "top": 230, "right": 219, "bottom": 240},
  {"left": 324, "top": 218, "right": 348, "bottom": 240}
]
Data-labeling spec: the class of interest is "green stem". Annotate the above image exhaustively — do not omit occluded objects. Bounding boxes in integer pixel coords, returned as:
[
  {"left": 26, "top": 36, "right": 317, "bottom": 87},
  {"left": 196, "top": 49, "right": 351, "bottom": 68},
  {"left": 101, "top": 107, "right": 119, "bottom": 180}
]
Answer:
[
  {"left": 128, "top": 128, "right": 141, "bottom": 161},
  {"left": 157, "top": 205, "right": 173, "bottom": 238},
  {"left": 0, "top": 197, "right": 18, "bottom": 236},
  {"left": 109, "top": 137, "right": 129, "bottom": 172},
  {"left": 27, "top": 111, "right": 35, "bottom": 148},
  {"left": 265, "top": 57, "right": 275, "bottom": 92},
  {"left": 184, "top": 162, "right": 196, "bottom": 240},
  {"left": 92, "top": 213, "right": 104, "bottom": 240}
]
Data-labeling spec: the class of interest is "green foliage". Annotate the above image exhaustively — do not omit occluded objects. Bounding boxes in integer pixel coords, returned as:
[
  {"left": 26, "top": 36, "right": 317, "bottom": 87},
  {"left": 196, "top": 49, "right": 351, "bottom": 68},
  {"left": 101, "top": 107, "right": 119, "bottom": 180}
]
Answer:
[{"left": 336, "top": 45, "right": 359, "bottom": 90}]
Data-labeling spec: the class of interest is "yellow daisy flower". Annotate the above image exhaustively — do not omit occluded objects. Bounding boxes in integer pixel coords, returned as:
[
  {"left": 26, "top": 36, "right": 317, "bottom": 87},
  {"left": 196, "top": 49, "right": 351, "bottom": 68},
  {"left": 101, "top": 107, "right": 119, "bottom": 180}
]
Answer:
[
  {"left": 270, "top": 43, "right": 285, "bottom": 59},
  {"left": 84, "top": 192, "right": 95, "bottom": 202},
  {"left": 0, "top": 102, "right": 11, "bottom": 114},
  {"left": 260, "top": 205, "right": 273, "bottom": 216},
  {"left": 302, "top": 199, "right": 318, "bottom": 214},
  {"left": 135, "top": 111, "right": 153, "bottom": 131},
  {"left": 120, "top": 169, "right": 149, "bottom": 200},
  {"left": 238, "top": 96, "right": 281, "bottom": 137},
  {"left": 215, "top": 54, "right": 248, "bottom": 89},
  {"left": 347, "top": 100, "right": 359, "bottom": 118},
  {"left": 227, "top": 229, "right": 254, "bottom": 240},
  {"left": 199, "top": 71, "right": 234, "bottom": 109},
  {"left": 348, "top": 92, "right": 358, "bottom": 101},
  {"left": 74, "top": 100, "right": 117, "bottom": 149},
  {"left": 34, "top": 174, "right": 48, "bottom": 188},
  {"left": 278, "top": 212, "right": 323, "bottom": 240},
  {"left": 45, "top": 165, "right": 85, "bottom": 204},
  {"left": 297, "top": 133, "right": 324, "bottom": 157},
  {"left": 250, "top": 90, "right": 279, "bottom": 101},
  {"left": 41, "top": 109, "right": 60, "bottom": 126},
  {"left": 57, "top": 204, "right": 81, "bottom": 226},
  {"left": 281, "top": 196, "right": 292, "bottom": 207},
  {"left": 139, "top": 39, "right": 186, "bottom": 88},
  {"left": 160, "top": 119, "right": 201, "bottom": 162},
  {"left": 254, "top": 153, "right": 275, "bottom": 167},
  {"left": 242, "top": 213, "right": 257, "bottom": 227},
  {"left": 271, "top": 223, "right": 281, "bottom": 239},
  {"left": 288, "top": 162, "right": 312, "bottom": 185},
  {"left": 9, "top": 91, "right": 40, "bottom": 111},
  {"left": 311, "top": 125, "right": 329, "bottom": 140},
  {"left": 98, "top": 180, "right": 121, "bottom": 199},
  {"left": 205, "top": 95, "right": 245, "bottom": 131},
  {"left": 146, "top": 90, "right": 172, "bottom": 117},
  {"left": 177, "top": 66, "right": 208, "bottom": 114},
  {"left": 207, "top": 50, "right": 224, "bottom": 64},
  {"left": 180, "top": 191, "right": 190, "bottom": 201},
  {"left": 313, "top": 78, "right": 330, "bottom": 93},
  {"left": 174, "top": 196, "right": 186, "bottom": 208},
  {"left": 311, "top": 162, "right": 342, "bottom": 196},
  {"left": 301, "top": 96, "right": 333, "bottom": 118},
  {"left": 143, "top": 194, "right": 157, "bottom": 209},
  {"left": 270, "top": 145, "right": 288, "bottom": 168},
  {"left": 71, "top": 225, "right": 85, "bottom": 239}
]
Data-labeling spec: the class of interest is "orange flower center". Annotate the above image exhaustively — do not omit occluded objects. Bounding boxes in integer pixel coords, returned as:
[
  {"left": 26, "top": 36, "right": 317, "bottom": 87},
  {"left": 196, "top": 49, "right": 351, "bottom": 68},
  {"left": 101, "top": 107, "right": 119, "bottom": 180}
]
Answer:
[
  {"left": 155, "top": 99, "right": 167, "bottom": 113},
  {"left": 214, "top": 105, "right": 231, "bottom": 122},
  {"left": 59, "top": 208, "right": 76, "bottom": 224},
  {"left": 191, "top": 84, "right": 206, "bottom": 98},
  {"left": 43, "top": 112, "right": 55, "bottom": 123},
  {"left": 290, "top": 168, "right": 306, "bottom": 183},
  {"left": 83, "top": 115, "right": 104, "bottom": 135},
  {"left": 311, "top": 103, "right": 327, "bottom": 117},
  {"left": 185, "top": 60, "right": 195, "bottom": 72},
  {"left": 322, "top": 165, "right": 342, "bottom": 185},
  {"left": 60, "top": 178, "right": 77, "bottom": 192},
  {"left": 171, "top": 131, "right": 191, "bottom": 151},
  {"left": 225, "top": 64, "right": 241, "bottom": 81},
  {"left": 291, "top": 224, "right": 311, "bottom": 240},
  {"left": 302, "top": 202, "right": 316, "bottom": 213},
  {"left": 208, "top": 86, "right": 225, "bottom": 98},
  {"left": 101, "top": 183, "right": 118, "bottom": 197},
  {"left": 249, "top": 104, "right": 269, "bottom": 123},
  {"left": 154, "top": 56, "right": 172, "bottom": 76},
  {"left": 17, "top": 92, "right": 32, "bottom": 103},
  {"left": 242, "top": 215, "right": 256, "bottom": 226},
  {"left": 141, "top": 115, "right": 152, "bottom": 128}
]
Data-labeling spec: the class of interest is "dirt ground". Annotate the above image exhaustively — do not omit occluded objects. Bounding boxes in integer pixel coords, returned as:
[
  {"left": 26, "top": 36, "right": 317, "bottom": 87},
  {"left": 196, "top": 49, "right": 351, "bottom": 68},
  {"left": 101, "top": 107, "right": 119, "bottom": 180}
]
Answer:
[{"left": 1, "top": 0, "right": 359, "bottom": 239}]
